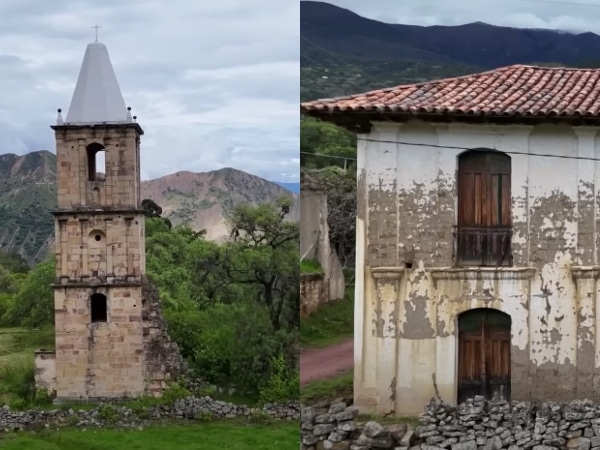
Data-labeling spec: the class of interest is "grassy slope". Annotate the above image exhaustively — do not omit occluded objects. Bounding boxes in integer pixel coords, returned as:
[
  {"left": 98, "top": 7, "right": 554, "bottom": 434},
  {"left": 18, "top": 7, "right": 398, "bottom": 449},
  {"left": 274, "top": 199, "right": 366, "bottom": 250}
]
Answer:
[
  {"left": 0, "top": 422, "right": 300, "bottom": 449},
  {"left": 300, "top": 288, "right": 354, "bottom": 348}
]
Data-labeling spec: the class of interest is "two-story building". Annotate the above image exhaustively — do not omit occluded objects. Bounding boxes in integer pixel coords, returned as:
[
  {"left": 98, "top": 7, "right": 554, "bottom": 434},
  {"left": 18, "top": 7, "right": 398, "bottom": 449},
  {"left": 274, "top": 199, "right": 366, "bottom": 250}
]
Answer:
[{"left": 301, "top": 65, "right": 600, "bottom": 415}]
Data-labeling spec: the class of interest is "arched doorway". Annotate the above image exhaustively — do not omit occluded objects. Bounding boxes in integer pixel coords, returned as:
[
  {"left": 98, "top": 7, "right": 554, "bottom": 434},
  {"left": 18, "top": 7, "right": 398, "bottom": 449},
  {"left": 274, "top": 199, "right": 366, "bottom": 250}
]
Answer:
[{"left": 457, "top": 308, "right": 511, "bottom": 403}]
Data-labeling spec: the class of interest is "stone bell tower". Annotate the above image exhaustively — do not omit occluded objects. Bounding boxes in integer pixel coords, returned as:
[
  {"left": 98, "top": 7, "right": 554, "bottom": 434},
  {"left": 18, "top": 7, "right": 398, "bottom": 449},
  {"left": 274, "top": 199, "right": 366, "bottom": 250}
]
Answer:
[{"left": 50, "top": 41, "right": 147, "bottom": 400}]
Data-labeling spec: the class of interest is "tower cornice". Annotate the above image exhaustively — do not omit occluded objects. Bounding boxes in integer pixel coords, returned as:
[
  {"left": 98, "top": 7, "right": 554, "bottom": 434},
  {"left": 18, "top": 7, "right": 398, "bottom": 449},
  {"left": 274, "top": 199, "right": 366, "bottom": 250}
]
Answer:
[
  {"left": 51, "top": 122, "right": 144, "bottom": 135},
  {"left": 52, "top": 207, "right": 146, "bottom": 216}
]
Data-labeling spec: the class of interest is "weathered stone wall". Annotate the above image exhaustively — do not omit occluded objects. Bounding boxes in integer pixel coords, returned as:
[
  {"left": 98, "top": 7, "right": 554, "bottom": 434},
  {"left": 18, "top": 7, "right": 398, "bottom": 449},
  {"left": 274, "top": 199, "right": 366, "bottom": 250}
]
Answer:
[
  {"left": 40, "top": 277, "right": 186, "bottom": 400},
  {"left": 54, "top": 213, "right": 146, "bottom": 280},
  {"left": 0, "top": 397, "right": 299, "bottom": 432},
  {"left": 300, "top": 273, "right": 328, "bottom": 317},
  {"left": 53, "top": 284, "right": 145, "bottom": 400},
  {"left": 54, "top": 125, "right": 141, "bottom": 208},
  {"left": 354, "top": 120, "right": 600, "bottom": 415}
]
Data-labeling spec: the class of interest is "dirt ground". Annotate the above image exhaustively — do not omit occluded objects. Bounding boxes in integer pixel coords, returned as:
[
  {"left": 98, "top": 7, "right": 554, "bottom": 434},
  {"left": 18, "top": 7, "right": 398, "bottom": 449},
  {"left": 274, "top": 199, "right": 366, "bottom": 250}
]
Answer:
[{"left": 300, "top": 338, "right": 353, "bottom": 386}]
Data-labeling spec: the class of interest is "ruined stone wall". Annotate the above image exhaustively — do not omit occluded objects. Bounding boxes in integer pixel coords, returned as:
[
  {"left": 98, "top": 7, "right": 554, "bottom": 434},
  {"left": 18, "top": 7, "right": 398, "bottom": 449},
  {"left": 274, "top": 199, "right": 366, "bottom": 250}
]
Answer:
[
  {"left": 33, "top": 351, "right": 56, "bottom": 394},
  {"left": 141, "top": 277, "right": 186, "bottom": 395},
  {"left": 354, "top": 120, "right": 600, "bottom": 415},
  {"left": 300, "top": 173, "right": 345, "bottom": 301},
  {"left": 300, "top": 273, "right": 328, "bottom": 317}
]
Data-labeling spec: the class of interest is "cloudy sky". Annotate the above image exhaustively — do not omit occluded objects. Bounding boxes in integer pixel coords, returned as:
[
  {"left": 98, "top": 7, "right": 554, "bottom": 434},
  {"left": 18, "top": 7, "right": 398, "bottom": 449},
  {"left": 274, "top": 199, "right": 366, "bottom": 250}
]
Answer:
[
  {"left": 0, "top": 0, "right": 299, "bottom": 182},
  {"left": 326, "top": 0, "right": 600, "bottom": 34}
]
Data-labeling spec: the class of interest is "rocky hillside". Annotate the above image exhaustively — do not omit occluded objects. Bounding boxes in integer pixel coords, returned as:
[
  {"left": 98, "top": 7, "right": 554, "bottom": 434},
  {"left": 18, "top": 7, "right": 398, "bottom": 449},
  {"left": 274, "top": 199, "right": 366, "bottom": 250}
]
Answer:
[
  {"left": 0, "top": 151, "right": 298, "bottom": 265},
  {"left": 0, "top": 150, "right": 56, "bottom": 264},
  {"left": 141, "top": 168, "right": 299, "bottom": 241},
  {"left": 300, "top": 1, "right": 600, "bottom": 101}
]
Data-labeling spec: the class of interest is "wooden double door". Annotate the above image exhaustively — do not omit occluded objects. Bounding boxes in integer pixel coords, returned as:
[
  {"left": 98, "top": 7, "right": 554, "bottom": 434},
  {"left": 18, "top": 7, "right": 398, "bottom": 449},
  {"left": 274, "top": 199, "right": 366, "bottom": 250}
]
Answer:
[{"left": 457, "top": 309, "right": 511, "bottom": 404}]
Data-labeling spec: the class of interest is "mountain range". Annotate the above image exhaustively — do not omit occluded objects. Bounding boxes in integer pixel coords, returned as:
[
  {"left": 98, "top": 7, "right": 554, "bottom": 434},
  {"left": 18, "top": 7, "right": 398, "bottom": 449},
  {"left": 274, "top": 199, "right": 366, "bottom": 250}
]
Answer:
[
  {"left": 0, "top": 150, "right": 299, "bottom": 265},
  {"left": 300, "top": 1, "right": 600, "bottom": 101}
]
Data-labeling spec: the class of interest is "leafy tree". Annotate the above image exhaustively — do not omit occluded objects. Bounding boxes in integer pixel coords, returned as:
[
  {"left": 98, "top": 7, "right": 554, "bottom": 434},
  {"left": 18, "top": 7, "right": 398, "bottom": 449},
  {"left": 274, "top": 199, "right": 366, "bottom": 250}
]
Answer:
[
  {"left": 300, "top": 117, "right": 356, "bottom": 169},
  {"left": 0, "top": 252, "right": 30, "bottom": 274},
  {"left": 224, "top": 196, "right": 300, "bottom": 330},
  {"left": 141, "top": 199, "right": 162, "bottom": 217},
  {"left": 142, "top": 198, "right": 172, "bottom": 228},
  {"left": 2, "top": 259, "right": 54, "bottom": 328}
]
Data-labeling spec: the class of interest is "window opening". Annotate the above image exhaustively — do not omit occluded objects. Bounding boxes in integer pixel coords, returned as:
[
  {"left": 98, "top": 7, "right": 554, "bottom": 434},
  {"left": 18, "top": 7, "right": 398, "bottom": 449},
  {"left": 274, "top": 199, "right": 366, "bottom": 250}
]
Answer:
[{"left": 91, "top": 293, "right": 107, "bottom": 322}]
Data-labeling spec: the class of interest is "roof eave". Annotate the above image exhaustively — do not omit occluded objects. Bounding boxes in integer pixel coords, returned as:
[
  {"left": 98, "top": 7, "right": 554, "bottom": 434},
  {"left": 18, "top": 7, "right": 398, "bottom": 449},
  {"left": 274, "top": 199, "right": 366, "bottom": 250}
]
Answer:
[{"left": 302, "top": 108, "right": 600, "bottom": 130}]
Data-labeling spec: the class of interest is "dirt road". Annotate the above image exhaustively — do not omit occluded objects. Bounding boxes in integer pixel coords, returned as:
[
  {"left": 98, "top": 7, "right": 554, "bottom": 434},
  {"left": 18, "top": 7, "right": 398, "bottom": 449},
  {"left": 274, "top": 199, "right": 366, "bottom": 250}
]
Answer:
[{"left": 300, "top": 338, "right": 353, "bottom": 386}]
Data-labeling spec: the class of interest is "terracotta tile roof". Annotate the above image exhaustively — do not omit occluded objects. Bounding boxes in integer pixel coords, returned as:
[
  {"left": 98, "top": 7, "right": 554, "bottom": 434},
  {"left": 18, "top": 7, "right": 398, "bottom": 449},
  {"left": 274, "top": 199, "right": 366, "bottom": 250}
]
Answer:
[{"left": 301, "top": 65, "right": 600, "bottom": 120}]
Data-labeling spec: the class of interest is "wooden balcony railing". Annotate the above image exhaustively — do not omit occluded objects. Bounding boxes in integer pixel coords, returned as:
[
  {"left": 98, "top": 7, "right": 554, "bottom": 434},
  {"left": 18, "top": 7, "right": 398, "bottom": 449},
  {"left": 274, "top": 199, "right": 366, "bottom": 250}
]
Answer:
[{"left": 453, "top": 226, "right": 513, "bottom": 267}]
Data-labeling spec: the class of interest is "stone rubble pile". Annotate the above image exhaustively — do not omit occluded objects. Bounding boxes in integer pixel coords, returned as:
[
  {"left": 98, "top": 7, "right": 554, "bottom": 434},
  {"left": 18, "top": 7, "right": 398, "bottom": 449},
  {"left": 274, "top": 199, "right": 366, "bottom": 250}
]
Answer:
[
  {"left": 0, "top": 396, "right": 300, "bottom": 432},
  {"left": 301, "top": 396, "right": 600, "bottom": 450},
  {"left": 301, "top": 401, "right": 415, "bottom": 450}
]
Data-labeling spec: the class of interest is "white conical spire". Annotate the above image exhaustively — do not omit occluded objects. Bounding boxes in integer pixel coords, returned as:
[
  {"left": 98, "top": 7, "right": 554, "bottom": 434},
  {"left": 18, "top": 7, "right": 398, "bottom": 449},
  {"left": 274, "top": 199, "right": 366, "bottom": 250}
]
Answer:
[{"left": 65, "top": 41, "right": 128, "bottom": 124}]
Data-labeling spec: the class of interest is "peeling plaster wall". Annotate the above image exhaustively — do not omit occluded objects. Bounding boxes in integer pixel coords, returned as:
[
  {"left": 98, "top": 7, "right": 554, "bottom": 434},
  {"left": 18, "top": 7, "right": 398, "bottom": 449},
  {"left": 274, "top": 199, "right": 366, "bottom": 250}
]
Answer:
[{"left": 354, "top": 120, "right": 600, "bottom": 416}]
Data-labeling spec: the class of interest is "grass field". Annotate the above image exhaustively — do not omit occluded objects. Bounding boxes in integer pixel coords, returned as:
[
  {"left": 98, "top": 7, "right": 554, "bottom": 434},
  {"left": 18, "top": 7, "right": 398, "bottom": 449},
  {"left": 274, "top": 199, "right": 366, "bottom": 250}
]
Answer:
[
  {"left": 300, "top": 371, "right": 353, "bottom": 404},
  {"left": 0, "top": 422, "right": 300, "bottom": 449},
  {"left": 300, "top": 289, "right": 353, "bottom": 348},
  {"left": 0, "top": 327, "right": 55, "bottom": 406}
]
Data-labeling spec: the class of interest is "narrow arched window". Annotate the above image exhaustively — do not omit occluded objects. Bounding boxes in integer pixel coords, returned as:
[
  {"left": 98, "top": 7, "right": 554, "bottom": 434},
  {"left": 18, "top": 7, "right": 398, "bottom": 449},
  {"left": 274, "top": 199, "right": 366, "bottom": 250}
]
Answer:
[
  {"left": 86, "top": 143, "right": 106, "bottom": 181},
  {"left": 456, "top": 150, "right": 512, "bottom": 266},
  {"left": 90, "top": 293, "right": 107, "bottom": 323}
]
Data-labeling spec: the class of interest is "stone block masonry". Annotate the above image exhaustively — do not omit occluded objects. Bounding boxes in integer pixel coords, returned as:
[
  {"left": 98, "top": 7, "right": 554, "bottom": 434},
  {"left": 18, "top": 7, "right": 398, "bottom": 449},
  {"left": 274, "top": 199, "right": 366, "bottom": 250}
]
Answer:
[
  {"left": 36, "top": 276, "right": 186, "bottom": 399},
  {"left": 301, "top": 397, "right": 600, "bottom": 449}
]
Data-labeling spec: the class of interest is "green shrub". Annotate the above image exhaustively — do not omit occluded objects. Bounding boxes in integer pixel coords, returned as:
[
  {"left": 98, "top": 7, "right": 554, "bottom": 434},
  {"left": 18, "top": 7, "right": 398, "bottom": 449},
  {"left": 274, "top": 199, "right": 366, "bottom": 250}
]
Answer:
[
  {"left": 181, "top": 303, "right": 298, "bottom": 399},
  {"left": 98, "top": 404, "right": 118, "bottom": 423},
  {"left": 161, "top": 382, "right": 190, "bottom": 404},
  {"left": 0, "top": 360, "right": 36, "bottom": 403},
  {"left": 34, "top": 388, "right": 53, "bottom": 406},
  {"left": 8, "top": 397, "right": 27, "bottom": 410},
  {"left": 259, "top": 354, "right": 299, "bottom": 404}
]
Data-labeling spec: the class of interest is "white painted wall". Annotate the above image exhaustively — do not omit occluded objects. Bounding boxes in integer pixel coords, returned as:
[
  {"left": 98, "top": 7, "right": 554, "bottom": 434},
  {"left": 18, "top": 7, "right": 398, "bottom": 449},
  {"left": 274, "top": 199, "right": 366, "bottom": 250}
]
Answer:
[{"left": 355, "top": 120, "right": 600, "bottom": 415}]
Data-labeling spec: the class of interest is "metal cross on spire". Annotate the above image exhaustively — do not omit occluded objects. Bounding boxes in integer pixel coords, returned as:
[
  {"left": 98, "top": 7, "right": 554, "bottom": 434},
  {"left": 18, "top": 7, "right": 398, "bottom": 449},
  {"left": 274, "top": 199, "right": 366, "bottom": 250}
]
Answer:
[{"left": 92, "top": 23, "right": 102, "bottom": 42}]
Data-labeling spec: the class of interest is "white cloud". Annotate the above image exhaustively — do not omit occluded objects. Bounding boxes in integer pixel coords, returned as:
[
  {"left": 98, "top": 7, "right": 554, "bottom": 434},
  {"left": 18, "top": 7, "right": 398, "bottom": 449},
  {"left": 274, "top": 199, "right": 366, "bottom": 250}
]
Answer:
[{"left": 0, "top": 0, "right": 300, "bottom": 182}]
